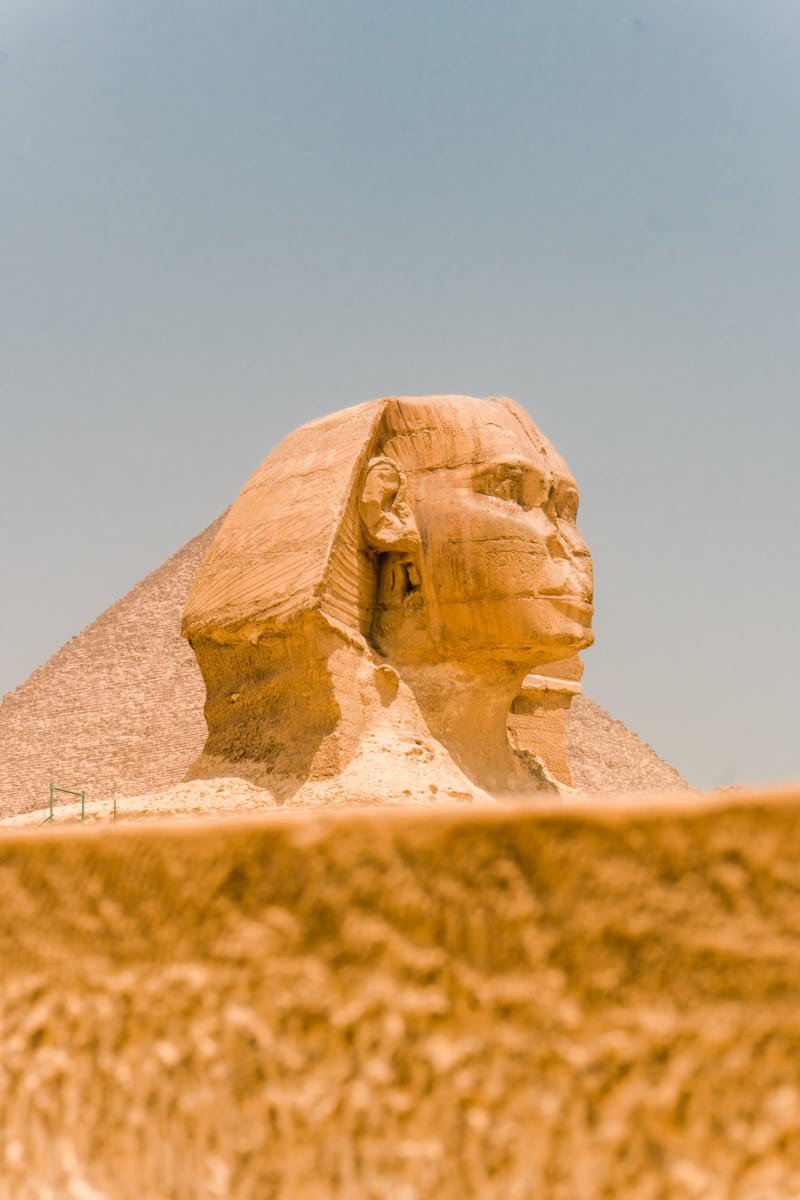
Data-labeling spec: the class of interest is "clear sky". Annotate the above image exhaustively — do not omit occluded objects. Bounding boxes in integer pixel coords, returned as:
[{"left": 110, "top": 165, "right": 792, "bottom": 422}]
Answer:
[{"left": 1, "top": 0, "right": 798, "bottom": 788}]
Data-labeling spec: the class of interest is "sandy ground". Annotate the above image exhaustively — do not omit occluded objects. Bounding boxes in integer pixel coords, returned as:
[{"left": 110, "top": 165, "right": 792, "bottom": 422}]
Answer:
[
  {"left": 3, "top": 786, "right": 800, "bottom": 1199},
  {"left": 0, "top": 772, "right": 712, "bottom": 830},
  {"left": 0, "top": 777, "right": 281, "bottom": 827}
]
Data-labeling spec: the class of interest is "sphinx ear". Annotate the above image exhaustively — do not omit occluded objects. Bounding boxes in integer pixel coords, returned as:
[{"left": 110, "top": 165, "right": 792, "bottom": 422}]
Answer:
[{"left": 358, "top": 456, "right": 420, "bottom": 553}]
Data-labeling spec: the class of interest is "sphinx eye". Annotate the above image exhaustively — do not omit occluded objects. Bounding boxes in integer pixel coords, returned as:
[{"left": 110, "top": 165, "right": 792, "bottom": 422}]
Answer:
[
  {"left": 476, "top": 465, "right": 525, "bottom": 505},
  {"left": 555, "top": 487, "right": 579, "bottom": 522}
]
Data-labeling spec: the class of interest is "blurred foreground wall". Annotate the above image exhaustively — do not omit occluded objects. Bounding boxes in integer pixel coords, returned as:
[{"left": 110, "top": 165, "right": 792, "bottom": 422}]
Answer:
[{"left": 2, "top": 792, "right": 800, "bottom": 1199}]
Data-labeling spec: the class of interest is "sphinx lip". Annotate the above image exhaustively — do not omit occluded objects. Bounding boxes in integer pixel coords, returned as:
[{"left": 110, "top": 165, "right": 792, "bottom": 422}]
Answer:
[{"left": 539, "top": 595, "right": 594, "bottom": 617}]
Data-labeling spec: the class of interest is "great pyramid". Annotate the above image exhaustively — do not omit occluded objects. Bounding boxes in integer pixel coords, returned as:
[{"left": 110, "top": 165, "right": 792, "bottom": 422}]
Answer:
[
  {"left": 0, "top": 520, "right": 220, "bottom": 818},
  {"left": 0, "top": 517, "right": 684, "bottom": 819}
]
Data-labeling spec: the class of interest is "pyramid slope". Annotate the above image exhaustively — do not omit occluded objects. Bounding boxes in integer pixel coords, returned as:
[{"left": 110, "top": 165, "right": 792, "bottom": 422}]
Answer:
[
  {"left": 567, "top": 694, "right": 684, "bottom": 793},
  {"left": 0, "top": 518, "right": 684, "bottom": 819},
  {"left": 0, "top": 520, "right": 222, "bottom": 818}
]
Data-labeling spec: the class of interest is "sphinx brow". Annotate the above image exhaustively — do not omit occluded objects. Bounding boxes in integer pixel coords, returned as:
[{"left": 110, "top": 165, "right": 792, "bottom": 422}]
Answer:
[
  {"left": 475, "top": 458, "right": 548, "bottom": 477},
  {"left": 414, "top": 457, "right": 548, "bottom": 476}
]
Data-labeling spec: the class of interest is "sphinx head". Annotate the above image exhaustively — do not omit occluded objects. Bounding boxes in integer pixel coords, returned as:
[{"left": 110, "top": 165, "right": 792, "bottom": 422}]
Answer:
[
  {"left": 182, "top": 395, "right": 593, "bottom": 796},
  {"left": 358, "top": 395, "right": 593, "bottom": 673}
]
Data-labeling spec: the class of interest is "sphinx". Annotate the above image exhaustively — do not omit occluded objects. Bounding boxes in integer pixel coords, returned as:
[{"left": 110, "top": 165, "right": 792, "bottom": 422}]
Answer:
[{"left": 181, "top": 396, "right": 594, "bottom": 803}]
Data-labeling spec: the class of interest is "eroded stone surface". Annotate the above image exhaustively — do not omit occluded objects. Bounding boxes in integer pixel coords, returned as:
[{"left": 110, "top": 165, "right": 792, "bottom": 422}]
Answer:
[
  {"left": 3, "top": 788, "right": 800, "bottom": 1198},
  {"left": 0, "top": 471, "right": 682, "bottom": 821},
  {"left": 183, "top": 396, "right": 595, "bottom": 801}
]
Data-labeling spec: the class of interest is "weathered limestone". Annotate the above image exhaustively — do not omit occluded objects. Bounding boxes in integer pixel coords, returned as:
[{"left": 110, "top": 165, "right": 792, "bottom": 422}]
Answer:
[
  {"left": 510, "top": 657, "right": 584, "bottom": 786},
  {"left": 182, "top": 396, "right": 594, "bottom": 801},
  {"left": 0, "top": 515, "right": 683, "bottom": 824},
  {"left": 4, "top": 788, "right": 800, "bottom": 1198}
]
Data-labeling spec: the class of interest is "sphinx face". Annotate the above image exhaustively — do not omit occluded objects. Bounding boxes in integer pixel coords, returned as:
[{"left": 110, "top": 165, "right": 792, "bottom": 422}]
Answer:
[{"left": 391, "top": 398, "right": 594, "bottom": 669}]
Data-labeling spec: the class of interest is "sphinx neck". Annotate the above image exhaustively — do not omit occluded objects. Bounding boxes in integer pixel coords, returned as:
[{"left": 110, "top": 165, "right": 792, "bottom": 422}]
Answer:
[{"left": 391, "top": 658, "right": 547, "bottom": 795}]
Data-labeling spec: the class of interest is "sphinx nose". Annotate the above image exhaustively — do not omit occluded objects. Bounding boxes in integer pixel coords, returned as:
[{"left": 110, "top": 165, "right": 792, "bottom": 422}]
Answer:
[
  {"left": 577, "top": 556, "right": 594, "bottom": 602},
  {"left": 545, "top": 533, "right": 594, "bottom": 600}
]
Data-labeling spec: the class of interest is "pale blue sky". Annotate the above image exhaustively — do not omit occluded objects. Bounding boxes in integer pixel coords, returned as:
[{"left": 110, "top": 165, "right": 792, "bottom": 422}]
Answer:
[{"left": 1, "top": 0, "right": 798, "bottom": 787}]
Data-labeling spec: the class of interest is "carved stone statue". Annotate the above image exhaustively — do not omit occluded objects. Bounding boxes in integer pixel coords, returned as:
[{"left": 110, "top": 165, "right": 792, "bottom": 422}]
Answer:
[{"left": 182, "top": 396, "right": 593, "bottom": 803}]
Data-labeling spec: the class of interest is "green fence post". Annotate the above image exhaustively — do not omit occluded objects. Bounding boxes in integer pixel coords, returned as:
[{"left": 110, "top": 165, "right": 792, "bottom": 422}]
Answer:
[{"left": 47, "top": 784, "right": 86, "bottom": 824}]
